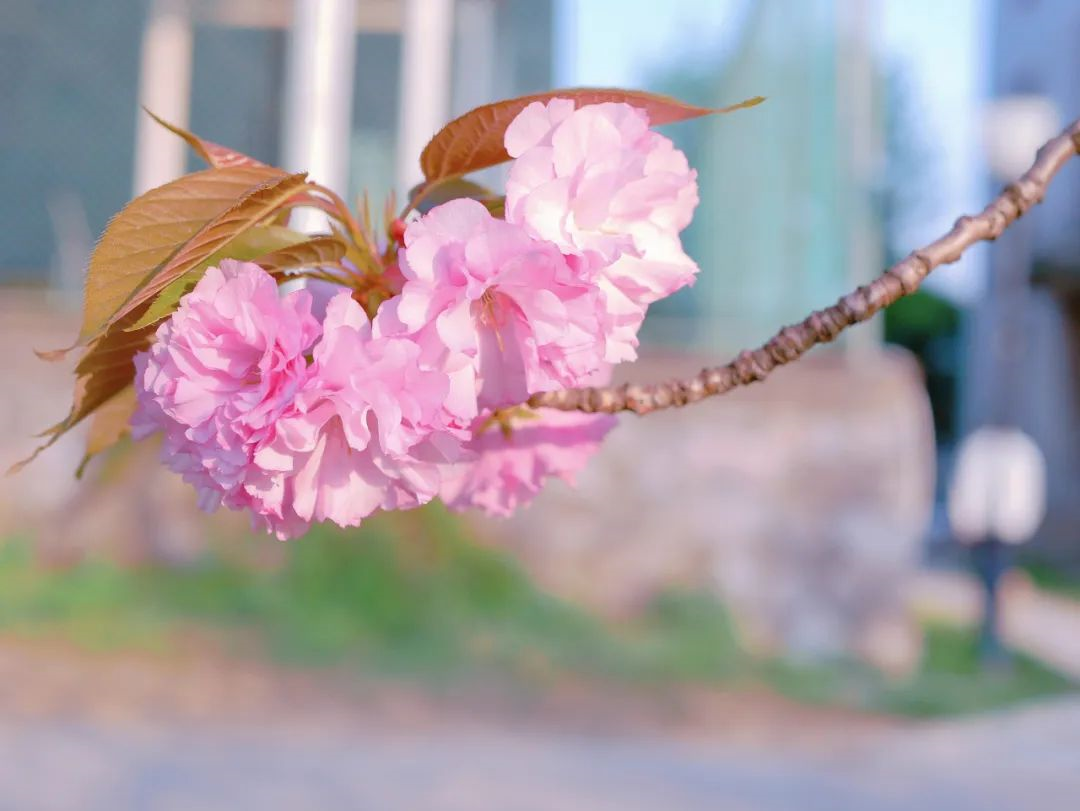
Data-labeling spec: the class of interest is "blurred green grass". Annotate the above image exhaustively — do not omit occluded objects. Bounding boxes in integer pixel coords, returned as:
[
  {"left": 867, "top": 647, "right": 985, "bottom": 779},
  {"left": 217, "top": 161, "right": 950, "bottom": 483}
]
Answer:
[
  {"left": 0, "top": 505, "right": 1074, "bottom": 716},
  {"left": 1023, "top": 562, "right": 1080, "bottom": 602}
]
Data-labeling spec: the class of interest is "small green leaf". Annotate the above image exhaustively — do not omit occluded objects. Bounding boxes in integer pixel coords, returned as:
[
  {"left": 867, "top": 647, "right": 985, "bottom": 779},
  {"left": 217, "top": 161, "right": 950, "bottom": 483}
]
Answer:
[
  {"left": 124, "top": 226, "right": 317, "bottom": 331},
  {"left": 124, "top": 275, "right": 199, "bottom": 332}
]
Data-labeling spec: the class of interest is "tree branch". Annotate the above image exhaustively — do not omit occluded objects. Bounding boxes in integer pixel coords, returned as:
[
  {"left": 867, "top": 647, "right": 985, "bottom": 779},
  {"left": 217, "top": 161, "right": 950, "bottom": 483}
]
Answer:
[{"left": 529, "top": 118, "right": 1080, "bottom": 416}]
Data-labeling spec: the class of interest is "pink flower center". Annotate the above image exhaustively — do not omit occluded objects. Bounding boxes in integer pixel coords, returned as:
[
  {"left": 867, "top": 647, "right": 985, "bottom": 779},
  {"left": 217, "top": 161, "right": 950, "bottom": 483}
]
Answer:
[{"left": 477, "top": 286, "right": 507, "bottom": 351}]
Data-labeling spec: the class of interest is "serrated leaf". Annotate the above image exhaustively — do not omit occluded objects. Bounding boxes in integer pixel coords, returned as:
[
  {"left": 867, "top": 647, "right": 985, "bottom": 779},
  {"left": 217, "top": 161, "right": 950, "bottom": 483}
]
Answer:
[
  {"left": 10, "top": 316, "right": 153, "bottom": 475},
  {"left": 76, "top": 385, "right": 137, "bottom": 478},
  {"left": 105, "top": 172, "right": 309, "bottom": 335},
  {"left": 124, "top": 225, "right": 317, "bottom": 332},
  {"left": 420, "top": 89, "right": 764, "bottom": 183},
  {"left": 69, "top": 321, "right": 153, "bottom": 431},
  {"left": 145, "top": 108, "right": 268, "bottom": 169},
  {"left": 76, "top": 165, "right": 286, "bottom": 345}
]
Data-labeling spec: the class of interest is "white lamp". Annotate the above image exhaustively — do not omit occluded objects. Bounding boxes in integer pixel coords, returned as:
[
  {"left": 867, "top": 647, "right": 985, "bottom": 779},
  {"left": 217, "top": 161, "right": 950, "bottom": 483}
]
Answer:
[{"left": 983, "top": 95, "right": 1061, "bottom": 182}]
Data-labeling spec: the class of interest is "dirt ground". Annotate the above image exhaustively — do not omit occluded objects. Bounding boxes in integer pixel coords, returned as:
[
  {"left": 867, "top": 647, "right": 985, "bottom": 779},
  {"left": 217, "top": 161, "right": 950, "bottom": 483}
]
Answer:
[
  {"left": 2, "top": 635, "right": 1079, "bottom": 810},
  {"left": 0, "top": 633, "right": 894, "bottom": 746}
]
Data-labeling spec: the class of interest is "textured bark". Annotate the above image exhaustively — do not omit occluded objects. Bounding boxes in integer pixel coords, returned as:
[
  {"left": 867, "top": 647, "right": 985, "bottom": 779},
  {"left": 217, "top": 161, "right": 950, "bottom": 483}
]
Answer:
[{"left": 529, "top": 118, "right": 1080, "bottom": 416}]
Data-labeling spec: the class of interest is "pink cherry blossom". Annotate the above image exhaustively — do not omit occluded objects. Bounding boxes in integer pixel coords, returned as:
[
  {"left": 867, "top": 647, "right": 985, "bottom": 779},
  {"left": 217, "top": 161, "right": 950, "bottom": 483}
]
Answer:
[
  {"left": 131, "top": 260, "right": 320, "bottom": 539},
  {"left": 504, "top": 99, "right": 700, "bottom": 361},
  {"left": 254, "top": 292, "right": 470, "bottom": 531},
  {"left": 439, "top": 406, "right": 617, "bottom": 518},
  {"left": 379, "top": 198, "right": 608, "bottom": 410}
]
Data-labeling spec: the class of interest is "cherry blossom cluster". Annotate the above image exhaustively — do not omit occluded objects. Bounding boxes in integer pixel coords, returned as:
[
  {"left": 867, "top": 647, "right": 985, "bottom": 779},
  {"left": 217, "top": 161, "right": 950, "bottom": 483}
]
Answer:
[{"left": 132, "top": 100, "right": 699, "bottom": 538}]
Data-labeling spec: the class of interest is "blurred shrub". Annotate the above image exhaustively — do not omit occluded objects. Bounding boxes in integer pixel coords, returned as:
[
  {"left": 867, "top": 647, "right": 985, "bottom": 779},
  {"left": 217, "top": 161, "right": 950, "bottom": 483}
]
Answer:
[
  {"left": 875, "top": 623, "right": 1073, "bottom": 716},
  {"left": 0, "top": 509, "right": 1073, "bottom": 716},
  {"left": 884, "top": 288, "right": 962, "bottom": 441}
]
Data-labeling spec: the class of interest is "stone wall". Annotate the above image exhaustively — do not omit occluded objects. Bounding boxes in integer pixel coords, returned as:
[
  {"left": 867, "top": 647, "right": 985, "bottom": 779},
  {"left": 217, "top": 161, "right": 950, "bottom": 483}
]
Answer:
[
  {"left": 0, "top": 291, "right": 246, "bottom": 565},
  {"left": 2, "top": 291, "right": 936, "bottom": 670},
  {"left": 2, "top": 291, "right": 84, "bottom": 535},
  {"left": 468, "top": 349, "right": 936, "bottom": 673}
]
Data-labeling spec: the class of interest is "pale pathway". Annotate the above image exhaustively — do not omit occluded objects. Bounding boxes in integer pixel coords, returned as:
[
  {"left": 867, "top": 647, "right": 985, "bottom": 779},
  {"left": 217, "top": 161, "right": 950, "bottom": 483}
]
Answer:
[{"left": 0, "top": 697, "right": 1078, "bottom": 810}]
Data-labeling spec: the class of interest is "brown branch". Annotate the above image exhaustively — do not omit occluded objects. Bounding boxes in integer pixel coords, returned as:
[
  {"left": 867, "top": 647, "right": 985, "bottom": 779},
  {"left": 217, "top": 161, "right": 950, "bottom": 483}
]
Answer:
[{"left": 530, "top": 118, "right": 1080, "bottom": 416}]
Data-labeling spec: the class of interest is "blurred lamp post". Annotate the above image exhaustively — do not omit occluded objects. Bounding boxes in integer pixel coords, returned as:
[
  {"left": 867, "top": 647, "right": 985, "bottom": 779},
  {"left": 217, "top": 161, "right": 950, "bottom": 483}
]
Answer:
[
  {"left": 960, "top": 97, "right": 1056, "bottom": 667},
  {"left": 948, "top": 426, "right": 1047, "bottom": 666},
  {"left": 980, "top": 97, "right": 1061, "bottom": 424}
]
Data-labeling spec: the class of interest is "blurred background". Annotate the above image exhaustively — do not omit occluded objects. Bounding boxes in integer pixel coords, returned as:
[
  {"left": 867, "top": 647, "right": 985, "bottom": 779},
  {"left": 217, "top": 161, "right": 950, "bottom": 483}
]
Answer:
[{"left": 2, "top": 0, "right": 1080, "bottom": 808}]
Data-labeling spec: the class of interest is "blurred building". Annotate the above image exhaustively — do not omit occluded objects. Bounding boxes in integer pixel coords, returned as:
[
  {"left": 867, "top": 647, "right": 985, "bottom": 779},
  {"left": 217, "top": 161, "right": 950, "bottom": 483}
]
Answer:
[
  {"left": 963, "top": 0, "right": 1080, "bottom": 561},
  {"left": 643, "top": 0, "right": 884, "bottom": 355},
  {"left": 0, "top": 0, "right": 554, "bottom": 285}
]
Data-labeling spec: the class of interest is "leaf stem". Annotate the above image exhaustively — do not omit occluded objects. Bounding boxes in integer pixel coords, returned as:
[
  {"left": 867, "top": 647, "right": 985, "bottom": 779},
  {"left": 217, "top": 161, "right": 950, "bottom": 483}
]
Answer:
[{"left": 308, "top": 184, "right": 383, "bottom": 275}]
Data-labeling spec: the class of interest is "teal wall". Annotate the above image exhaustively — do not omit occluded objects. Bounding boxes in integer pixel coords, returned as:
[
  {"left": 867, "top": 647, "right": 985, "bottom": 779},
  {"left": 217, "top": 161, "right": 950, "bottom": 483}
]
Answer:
[
  {"left": 0, "top": 0, "right": 554, "bottom": 284},
  {"left": 645, "top": 0, "right": 884, "bottom": 353},
  {"left": 0, "top": 0, "right": 144, "bottom": 281}
]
